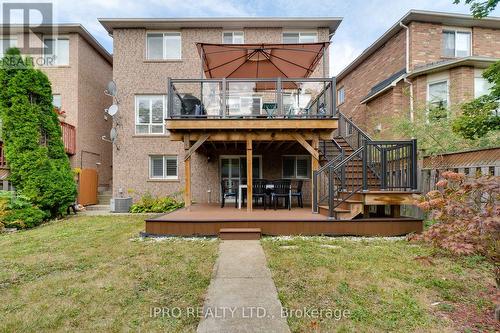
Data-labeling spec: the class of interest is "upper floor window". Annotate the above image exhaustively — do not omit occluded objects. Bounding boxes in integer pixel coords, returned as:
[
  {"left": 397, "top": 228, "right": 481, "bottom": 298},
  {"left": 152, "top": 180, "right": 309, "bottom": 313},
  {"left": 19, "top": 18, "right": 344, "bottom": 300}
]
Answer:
[
  {"left": 0, "top": 37, "right": 17, "bottom": 58},
  {"left": 223, "top": 31, "right": 244, "bottom": 44},
  {"left": 283, "top": 32, "right": 318, "bottom": 44},
  {"left": 427, "top": 80, "right": 449, "bottom": 121},
  {"left": 337, "top": 87, "right": 345, "bottom": 105},
  {"left": 43, "top": 37, "right": 69, "bottom": 66},
  {"left": 147, "top": 32, "right": 181, "bottom": 60},
  {"left": 442, "top": 30, "right": 471, "bottom": 58},
  {"left": 135, "top": 95, "right": 165, "bottom": 134}
]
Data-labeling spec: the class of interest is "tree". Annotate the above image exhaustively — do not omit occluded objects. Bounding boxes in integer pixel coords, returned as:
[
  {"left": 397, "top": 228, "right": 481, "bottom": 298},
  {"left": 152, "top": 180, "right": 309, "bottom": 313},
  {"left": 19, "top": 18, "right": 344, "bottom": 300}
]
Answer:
[
  {"left": 453, "top": 0, "right": 499, "bottom": 18},
  {"left": 0, "top": 48, "right": 77, "bottom": 217},
  {"left": 452, "top": 61, "right": 500, "bottom": 140}
]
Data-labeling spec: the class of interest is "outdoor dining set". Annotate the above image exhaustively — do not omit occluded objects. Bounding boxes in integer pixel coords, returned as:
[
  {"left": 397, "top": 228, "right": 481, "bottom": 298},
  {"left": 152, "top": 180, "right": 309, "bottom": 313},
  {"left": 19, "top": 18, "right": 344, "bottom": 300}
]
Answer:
[{"left": 220, "top": 179, "right": 304, "bottom": 210}]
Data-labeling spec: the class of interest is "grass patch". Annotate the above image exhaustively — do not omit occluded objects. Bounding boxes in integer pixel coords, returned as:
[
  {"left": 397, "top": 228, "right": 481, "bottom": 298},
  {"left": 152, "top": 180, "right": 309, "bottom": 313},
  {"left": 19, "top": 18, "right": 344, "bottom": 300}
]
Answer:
[
  {"left": 0, "top": 215, "right": 218, "bottom": 332},
  {"left": 262, "top": 237, "right": 496, "bottom": 333}
]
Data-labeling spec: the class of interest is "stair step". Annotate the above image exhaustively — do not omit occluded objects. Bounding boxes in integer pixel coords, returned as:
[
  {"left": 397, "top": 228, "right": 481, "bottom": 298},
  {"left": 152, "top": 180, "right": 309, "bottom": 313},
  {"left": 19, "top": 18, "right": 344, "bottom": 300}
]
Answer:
[
  {"left": 85, "top": 204, "right": 110, "bottom": 211},
  {"left": 219, "top": 228, "right": 261, "bottom": 240}
]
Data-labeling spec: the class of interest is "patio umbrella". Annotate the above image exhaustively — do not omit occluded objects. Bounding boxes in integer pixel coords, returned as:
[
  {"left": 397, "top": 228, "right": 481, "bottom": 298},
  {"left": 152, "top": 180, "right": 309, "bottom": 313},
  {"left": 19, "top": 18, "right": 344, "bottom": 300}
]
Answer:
[{"left": 197, "top": 42, "right": 329, "bottom": 82}]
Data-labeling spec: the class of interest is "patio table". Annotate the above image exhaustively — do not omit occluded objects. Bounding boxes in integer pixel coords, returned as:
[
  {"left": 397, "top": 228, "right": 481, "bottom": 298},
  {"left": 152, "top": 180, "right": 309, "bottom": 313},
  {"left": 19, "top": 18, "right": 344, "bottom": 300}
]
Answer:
[
  {"left": 238, "top": 183, "right": 291, "bottom": 209},
  {"left": 262, "top": 103, "right": 278, "bottom": 118}
]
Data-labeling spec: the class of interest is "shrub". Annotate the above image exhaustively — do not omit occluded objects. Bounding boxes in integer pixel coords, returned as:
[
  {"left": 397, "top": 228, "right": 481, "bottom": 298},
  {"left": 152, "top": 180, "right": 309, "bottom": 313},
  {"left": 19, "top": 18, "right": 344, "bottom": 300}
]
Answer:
[
  {"left": 0, "top": 191, "right": 47, "bottom": 229},
  {"left": 129, "top": 192, "right": 184, "bottom": 213},
  {"left": 411, "top": 172, "right": 499, "bottom": 290}
]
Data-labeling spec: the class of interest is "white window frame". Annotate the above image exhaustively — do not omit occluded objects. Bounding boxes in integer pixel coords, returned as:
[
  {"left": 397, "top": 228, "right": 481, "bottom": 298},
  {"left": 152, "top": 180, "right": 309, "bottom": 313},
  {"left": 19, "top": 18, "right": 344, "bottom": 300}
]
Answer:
[
  {"left": 282, "top": 31, "right": 318, "bottom": 43},
  {"left": 426, "top": 78, "right": 450, "bottom": 121},
  {"left": 0, "top": 37, "right": 17, "bottom": 57},
  {"left": 442, "top": 28, "right": 472, "bottom": 58},
  {"left": 149, "top": 155, "right": 178, "bottom": 180},
  {"left": 135, "top": 95, "right": 166, "bottom": 135},
  {"left": 282, "top": 155, "right": 311, "bottom": 179},
  {"left": 42, "top": 36, "right": 70, "bottom": 66},
  {"left": 337, "top": 86, "right": 345, "bottom": 105},
  {"left": 146, "top": 32, "right": 182, "bottom": 60},
  {"left": 222, "top": 31, "right": 244, "bottom": 44}
]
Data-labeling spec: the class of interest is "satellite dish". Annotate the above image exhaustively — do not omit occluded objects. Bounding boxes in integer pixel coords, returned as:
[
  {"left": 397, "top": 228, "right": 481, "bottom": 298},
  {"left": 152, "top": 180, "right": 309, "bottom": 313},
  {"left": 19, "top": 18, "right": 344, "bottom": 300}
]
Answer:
[
  {"left": 110, "top": 128, "right": 117, "bottom": 142},
  {"left": 107, "top": 104, "right": 118, "bottom": 116},
  {"left": 105, "top": 81, "right": 117, "bottom": 97}
]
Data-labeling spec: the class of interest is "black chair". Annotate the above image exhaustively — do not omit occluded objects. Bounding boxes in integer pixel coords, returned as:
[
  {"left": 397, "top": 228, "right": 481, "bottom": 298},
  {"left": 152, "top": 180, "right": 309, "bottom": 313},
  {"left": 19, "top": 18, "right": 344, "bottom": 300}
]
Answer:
[
  {"left": 291, "top": 180, "right": 304, "bottom": 208},
  {"left": 221, "top": 179, "right": 238, "bottom": 208},
  {"left": 272, "top": 180, "right": 291, "bottom": 210},
  {"left": 252, "top": 179, "right": 268, "bottom": 210}
]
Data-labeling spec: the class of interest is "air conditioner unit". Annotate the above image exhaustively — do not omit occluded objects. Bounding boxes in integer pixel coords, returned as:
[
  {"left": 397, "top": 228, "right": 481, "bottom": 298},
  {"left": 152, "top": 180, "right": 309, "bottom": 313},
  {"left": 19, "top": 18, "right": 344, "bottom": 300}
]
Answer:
[{"left": 111, "top": 197, "right": 132, "bottom": 213}]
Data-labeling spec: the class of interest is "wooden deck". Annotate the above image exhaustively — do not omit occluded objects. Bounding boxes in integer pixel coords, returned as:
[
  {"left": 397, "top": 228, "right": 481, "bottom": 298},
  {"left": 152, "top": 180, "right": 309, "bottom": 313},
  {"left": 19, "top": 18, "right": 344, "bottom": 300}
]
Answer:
[{"left": 145, "top": 204, "right": 423, "bottom": 237}]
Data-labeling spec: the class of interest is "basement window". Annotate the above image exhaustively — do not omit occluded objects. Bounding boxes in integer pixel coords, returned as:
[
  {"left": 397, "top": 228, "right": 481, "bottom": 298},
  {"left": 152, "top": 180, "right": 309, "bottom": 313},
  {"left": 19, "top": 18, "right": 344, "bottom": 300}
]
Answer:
[{"left": 282, "top": 155, "right": 310, "bottom": 179}]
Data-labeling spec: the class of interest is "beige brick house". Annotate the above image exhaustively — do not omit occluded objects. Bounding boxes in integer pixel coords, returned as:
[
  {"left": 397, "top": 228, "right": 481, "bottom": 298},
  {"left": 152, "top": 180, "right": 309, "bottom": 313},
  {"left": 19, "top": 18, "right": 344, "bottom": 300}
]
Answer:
[
  {"left": 0, "top": 24, "right": 113, "bottom": 191},
  {"left": 336, "top": 10, "right": 500, "bottom": 138}
]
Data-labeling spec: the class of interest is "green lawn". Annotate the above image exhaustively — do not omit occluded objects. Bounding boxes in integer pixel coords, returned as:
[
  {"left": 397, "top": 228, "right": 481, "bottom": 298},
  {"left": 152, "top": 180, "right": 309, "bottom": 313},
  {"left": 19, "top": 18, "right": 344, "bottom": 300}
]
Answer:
[
  {"left": 262, "top": 237, "right": 497, "bottom": 333},
  {"left": 0, "top": 215, "right": 218, "bottom": 333}
]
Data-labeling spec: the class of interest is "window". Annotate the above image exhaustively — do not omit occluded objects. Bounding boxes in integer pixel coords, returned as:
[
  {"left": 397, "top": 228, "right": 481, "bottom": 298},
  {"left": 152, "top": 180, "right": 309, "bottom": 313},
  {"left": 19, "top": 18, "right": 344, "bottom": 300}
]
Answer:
[
  {"left": 442, "top": 30, "right": 471, "bottom": 58},
  {"left": 52, "top": 94, "right": 62, "bottom": 111},
  {"left": 149, "top": 155, "right": 178, "bottom": 180},
  {"left": 283, "top": 32, "right": 318, "bottom": 43},
  {"left": 43, "top": 37, "right": 69, "bottom": 66},
  {"left": 223, "top": 31, "right": 244, "bottom": 44},
  {"left": 282, "top": 156, "right": 310, "bottom": 179},
  {"left": 337, "top": 87, "right": 345, "bottom": 105},
  {"left": 147, "top": 32, "right": 181, "bottom": 60},
  {"left": 135, "top": 95, "right": 166, "bottom": 134},
  {"left": 427, "top": 80, "right": 449, "bottom": 121},
  {"left": 0, "top": 37, "right": 17, "bottom": 57}
]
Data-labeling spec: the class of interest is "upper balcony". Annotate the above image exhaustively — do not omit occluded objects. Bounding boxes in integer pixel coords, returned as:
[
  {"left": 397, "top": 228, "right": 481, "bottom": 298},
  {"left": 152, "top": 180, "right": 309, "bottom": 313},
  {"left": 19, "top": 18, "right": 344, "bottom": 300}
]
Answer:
[{"left": 165, "top": 42, "right": 338, "bottom": 134}]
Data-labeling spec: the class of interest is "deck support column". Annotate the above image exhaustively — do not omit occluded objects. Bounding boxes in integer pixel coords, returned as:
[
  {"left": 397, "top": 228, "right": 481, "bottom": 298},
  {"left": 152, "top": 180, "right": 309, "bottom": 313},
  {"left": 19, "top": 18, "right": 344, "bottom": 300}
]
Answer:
[
  {"left": 246, "top": 135, "right": 253, "bottom": 212},
  {"left": 311, "top": 135, "right": 320, "bottom": 212},
  {"left": 184, "top": 135, "right": 191, "bottom": 209}
]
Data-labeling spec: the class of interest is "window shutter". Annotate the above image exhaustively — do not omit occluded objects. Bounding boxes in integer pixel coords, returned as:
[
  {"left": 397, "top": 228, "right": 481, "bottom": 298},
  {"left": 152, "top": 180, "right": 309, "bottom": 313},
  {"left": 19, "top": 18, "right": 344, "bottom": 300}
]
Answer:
[{"left": 165, "top": 157, "right": 177, "bottom": 178}]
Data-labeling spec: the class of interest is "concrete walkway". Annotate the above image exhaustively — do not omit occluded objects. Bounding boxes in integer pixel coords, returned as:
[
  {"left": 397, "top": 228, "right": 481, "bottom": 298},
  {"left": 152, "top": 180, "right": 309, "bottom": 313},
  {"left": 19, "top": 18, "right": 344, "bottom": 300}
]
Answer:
[{"left": 197, "top": 240, "right": 290, "bottom": 333}]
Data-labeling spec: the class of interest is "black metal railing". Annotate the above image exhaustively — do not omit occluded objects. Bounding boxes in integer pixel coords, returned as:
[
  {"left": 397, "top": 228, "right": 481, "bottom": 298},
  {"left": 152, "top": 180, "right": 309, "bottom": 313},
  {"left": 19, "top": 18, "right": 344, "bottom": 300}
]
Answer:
[{"left": 166, "top": 77, "right": 337, "bottom": 119}]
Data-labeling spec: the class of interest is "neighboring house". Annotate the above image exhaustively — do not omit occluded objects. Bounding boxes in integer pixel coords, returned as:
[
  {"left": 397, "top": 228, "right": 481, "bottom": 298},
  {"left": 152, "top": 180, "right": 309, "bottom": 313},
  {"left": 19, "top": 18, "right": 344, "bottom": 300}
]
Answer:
[
  {"left": 99, "top": 17, "right": 422, "bottom": 237},
  {"left": 421, "top": 147, "right": 500, "bottom": 193},
  {"left": 336, "top": 10, "right": 500, "bottom": 138},
  {"left": 0, "top": 24, "right": 113, "bottom": 192}
]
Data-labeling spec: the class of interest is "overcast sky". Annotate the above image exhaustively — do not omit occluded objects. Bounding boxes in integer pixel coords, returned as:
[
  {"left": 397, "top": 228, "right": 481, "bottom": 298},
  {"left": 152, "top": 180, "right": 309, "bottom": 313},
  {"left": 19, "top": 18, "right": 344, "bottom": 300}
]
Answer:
[{"left": 4, "top": 0, "right": 500, "bottom": 75}]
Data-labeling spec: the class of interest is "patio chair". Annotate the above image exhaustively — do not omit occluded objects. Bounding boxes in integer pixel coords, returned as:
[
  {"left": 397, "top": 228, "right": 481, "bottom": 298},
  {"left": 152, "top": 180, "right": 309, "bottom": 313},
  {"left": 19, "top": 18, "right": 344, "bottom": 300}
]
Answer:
[
  {"left": 272, "top": 179, "right": 291, "bottom": 210},
  {"left": 291, "top": 180, "right": 304, "bottom": 208},
  {"left": 252, "top": 179, "right": 269, "bottom": 210},
  {"left": 221, "top": 179, "right": 238, "bottom": 208}
]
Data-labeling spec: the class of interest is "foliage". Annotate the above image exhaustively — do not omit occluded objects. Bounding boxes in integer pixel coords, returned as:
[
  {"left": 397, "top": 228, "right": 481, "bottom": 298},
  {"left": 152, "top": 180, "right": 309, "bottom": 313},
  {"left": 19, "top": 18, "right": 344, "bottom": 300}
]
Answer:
[
  {"left": 0, "top": 191, "right": 47, "bottom": 229},
  {"left": 129, "top": 192, "right": 184, "bottom": 213},
  {"left": 391, "top": 105, "right": 499, "bottom": 155},
  {"left": 452, "top": 61, "right": 500, "bottom": 140},
  {"left": 0, "top": 48, "right": 77, "bottom": 217},
  {"left": 453, "top": 0, "right": 499, "bottom": 18},
  {"left": 412, "top": 172, "right": 499, "bottom": 263}
]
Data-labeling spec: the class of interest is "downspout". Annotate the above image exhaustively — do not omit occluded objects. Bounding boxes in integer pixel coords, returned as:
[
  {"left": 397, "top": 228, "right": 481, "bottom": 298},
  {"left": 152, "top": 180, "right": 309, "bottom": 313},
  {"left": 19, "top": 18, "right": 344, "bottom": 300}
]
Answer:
[{"left": 399, "top": 21, "right": 414, "bottom": 122}]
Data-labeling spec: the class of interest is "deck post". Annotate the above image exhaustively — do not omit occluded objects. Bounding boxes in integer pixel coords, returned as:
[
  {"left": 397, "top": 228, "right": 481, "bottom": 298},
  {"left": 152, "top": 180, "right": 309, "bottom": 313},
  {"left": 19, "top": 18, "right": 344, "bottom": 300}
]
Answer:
[
  {"left": 311, "top": 135, "right": 320, "bottom": 212},
  {"left": 184, "top": 134, "right": 191, "bottom": 209},
  {"left": 246, "top": 135, "right": 253, "bottom": 212}
]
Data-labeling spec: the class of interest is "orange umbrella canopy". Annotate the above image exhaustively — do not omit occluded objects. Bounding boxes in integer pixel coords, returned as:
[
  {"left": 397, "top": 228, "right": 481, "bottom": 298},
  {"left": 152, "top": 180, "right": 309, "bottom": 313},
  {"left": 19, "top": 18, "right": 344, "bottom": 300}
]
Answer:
[{"left": 197, "top": 42, "right": 329, "bottom": 79}]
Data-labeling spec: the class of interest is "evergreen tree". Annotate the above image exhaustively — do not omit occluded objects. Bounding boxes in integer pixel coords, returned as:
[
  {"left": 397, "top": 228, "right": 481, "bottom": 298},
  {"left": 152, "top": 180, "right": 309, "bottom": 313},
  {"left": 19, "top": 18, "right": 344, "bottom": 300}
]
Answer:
[{"left": 0, "top": 48, "right": 76, "bottom": 217}]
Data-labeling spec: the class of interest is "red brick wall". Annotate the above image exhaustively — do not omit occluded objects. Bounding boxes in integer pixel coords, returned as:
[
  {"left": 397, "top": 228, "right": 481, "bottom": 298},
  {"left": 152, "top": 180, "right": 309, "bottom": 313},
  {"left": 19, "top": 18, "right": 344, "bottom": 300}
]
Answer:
[
  {"left": 409, "top": 22, "right": 443, "bottom": 70},
  {"left": 337, "top": 29, "right": 406, "bottom": 130},
  {"left": 472, "top": 27, "right": 500, "bottom": 58}
]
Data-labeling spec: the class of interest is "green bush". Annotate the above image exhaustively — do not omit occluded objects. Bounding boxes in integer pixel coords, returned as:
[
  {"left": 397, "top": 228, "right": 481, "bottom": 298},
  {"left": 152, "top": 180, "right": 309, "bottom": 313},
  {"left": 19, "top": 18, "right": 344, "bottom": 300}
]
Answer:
[
  {"left": 130, "top": 192, "right": 184, "bottom": 213},
  {"left": 0, "top": 191, "right": 47, "bottom": 229}
]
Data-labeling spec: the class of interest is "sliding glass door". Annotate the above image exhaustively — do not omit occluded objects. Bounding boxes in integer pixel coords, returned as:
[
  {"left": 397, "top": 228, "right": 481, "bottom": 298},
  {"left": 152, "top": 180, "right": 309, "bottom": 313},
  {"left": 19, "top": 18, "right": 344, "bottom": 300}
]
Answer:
[{"left": 220, "top": 156, "right": 262, "bottom": 200}]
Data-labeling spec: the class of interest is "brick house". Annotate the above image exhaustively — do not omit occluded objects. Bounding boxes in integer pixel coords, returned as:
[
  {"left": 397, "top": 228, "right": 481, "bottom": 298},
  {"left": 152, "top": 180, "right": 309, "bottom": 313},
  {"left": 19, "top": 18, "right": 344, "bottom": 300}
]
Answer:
[
  {"left": 0, "top": 24, "right": 113, "bottom": 192},
  {"left": 336, "top": 10, "right": 500, "bottom": 139}
]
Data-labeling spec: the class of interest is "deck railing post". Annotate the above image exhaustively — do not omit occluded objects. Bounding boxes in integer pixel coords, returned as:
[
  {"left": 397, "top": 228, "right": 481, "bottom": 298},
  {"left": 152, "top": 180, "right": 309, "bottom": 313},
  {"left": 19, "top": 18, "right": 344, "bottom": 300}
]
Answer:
[
  {"left": 328, "top": 165, "right": 334, "bottom": 218},
  {"left": 340, "top": 149, "right": 346, "bottom": 191},
  {"left": 362, "top": 141, "right": 368, "bottom": 191},
  {"left": 167, "top": 77, "right": 173, "bottom": 118},
  {"left": 411, "top": 138, "right": 418, "bottom": 190},
  {"left": 331, "top": 77, "right": 336, "bottom": 117},
  {"left": 276, "top": 77, "right": 283, "bottom": 116},
  {"left": 312, "top": 170, "right": 318, "bottom": 213},
  {"left": 221, "top": 78, "right": 226, "bottom": 118},
  {"left": 380, "top": 147, "right": 387, "bottom": 190}
]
